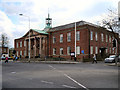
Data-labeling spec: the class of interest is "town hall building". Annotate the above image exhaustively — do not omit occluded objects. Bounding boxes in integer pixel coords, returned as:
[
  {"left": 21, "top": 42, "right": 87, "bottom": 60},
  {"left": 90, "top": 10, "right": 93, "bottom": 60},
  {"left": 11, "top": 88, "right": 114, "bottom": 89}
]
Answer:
[{"left": 14, "top": 14, "right": 119, "bottom": 61}]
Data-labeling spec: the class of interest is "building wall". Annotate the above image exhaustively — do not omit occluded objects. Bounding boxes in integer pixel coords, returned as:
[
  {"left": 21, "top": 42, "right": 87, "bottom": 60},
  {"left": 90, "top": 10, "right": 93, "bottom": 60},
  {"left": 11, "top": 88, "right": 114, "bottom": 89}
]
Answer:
[{"left": 48, "top": 24, "right": 119, "bottom": 60}]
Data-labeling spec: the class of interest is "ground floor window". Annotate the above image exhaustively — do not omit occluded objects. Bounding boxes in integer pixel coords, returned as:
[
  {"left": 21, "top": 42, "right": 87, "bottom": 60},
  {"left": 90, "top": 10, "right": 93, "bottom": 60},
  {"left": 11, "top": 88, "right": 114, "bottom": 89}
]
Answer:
[
  {"left": 76, "top": 46, "right": 80, "bottom": 54},
  {"left": 90, "top": 46, "right": 93, "bottom": 54},
  {"left": 60, "top": 48, "right": 63, "bottom": 55},
  {"left": 53, "top": 48, "right": 56, "bottom": 55},
  {"left": 95, "top": 47, "right": 98, "bottom": 54},
  {"left": 67, "top": 47, "right": 71, "bottom": 55}
]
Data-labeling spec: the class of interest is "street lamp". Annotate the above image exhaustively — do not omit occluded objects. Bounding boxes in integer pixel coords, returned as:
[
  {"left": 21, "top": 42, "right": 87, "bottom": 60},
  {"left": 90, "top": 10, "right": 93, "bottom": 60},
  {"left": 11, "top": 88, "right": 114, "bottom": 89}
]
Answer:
[{"left": 19, "top": 14, "right": 31, "bottom": 62}]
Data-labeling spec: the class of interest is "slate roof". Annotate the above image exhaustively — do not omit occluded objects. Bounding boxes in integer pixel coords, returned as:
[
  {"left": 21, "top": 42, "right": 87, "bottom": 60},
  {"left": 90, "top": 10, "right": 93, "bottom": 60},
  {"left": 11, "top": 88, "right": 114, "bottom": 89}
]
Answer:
[{"left": 48, "top": 20, "right": 100, "bottom": 32}]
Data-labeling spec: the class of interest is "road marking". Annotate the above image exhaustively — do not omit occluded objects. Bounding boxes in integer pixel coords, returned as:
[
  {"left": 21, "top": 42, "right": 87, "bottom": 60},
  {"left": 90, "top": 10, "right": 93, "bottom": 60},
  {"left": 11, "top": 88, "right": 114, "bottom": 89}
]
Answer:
[
  {"left": 62, "top": 85, "right": 76, "bottom": 88},
  {"left": 48, "top": 65, "right": 56, "bottom": 70},
  {"left": 64, "top": 74, "right": 89, "bottom": 90},
  {"left": 11, "top": 72, "right": 16, "bottom": 74},
  {"left": 48, "top": 65, "right": 89, "bottom": 90},
  {"left": 41, "top": 80, "right": 54, "bottom": 84}
]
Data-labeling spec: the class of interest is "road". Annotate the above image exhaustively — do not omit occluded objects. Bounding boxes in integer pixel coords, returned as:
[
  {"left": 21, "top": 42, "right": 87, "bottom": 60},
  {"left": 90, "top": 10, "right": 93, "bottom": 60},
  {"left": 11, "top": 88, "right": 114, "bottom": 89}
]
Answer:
[{"left": 1, "top": 61, "right": 119, "bottom": 89}]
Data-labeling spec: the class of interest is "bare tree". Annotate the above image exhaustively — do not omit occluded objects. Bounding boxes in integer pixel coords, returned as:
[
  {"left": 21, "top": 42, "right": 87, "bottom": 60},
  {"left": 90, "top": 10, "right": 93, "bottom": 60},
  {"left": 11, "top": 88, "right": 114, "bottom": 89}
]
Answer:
[
  {"left": 98, "top": 9, "right": 120, "bottom": 51},
  {"left": 98, "top": 8, "right": 120, "bottom": 66},
  {"left": 0, "top": 33, "right": 9, "bottom": 47}
]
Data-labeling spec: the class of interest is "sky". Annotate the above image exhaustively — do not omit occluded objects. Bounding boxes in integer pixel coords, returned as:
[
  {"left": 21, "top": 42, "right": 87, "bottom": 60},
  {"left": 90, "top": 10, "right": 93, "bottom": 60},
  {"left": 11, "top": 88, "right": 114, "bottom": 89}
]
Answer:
[{"left": 0, "top": 0, "right": 119, "bottom": 48}]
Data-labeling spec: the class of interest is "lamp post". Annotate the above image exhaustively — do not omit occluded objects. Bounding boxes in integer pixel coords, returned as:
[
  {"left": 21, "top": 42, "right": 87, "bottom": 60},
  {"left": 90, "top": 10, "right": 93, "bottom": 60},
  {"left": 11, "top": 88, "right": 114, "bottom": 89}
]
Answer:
[
  {"left": 19, "top": 14, "right": 31, "bottom": 62},
  {"left": 74, "top": 22, "right": 77, "bottom": 61}
]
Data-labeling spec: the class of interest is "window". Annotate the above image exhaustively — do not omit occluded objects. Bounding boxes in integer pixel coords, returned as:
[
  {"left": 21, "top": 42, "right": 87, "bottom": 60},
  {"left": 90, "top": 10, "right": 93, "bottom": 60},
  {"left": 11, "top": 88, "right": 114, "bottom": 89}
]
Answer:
[
  {"left": 112, "top": 48, "right": 114, "bottom": 54},
  {"left": 20, "top": 51, "right": 22, "bottom": 56},
  {"left": 53, "top": 48, "right": 56, "bottom": 55},
  {"left": 95, "top": 32, "right": 98, "bottom": 41},
  {"left": 53, "top": 36, "right": 56, "bottom": 44},
  {"left": 106, "top": 48, "right": 108, "bottom": 53},
  {"left": 60, "top": 34, "right": 63, "bottom": 43},
  {"left": 76, "top": 46, "right": 80, "bottom": 54},
  {"left": 67, "top": 33, "right": 71, "bottom": 42},
  {"left": 60, "top": 48, "right": 63, "bottom": 55},
  {"left": 24, "top": 40, "right": 26, "bottom": 47},
  {"left": 109, "top": 48, "right": 111, "bottom": 54},
  {"left": 106, "top": 35, "right": 108, "bottom": 42},
  {"left": 17, "top": 42, "right": 18, "bottom": 48},
  {"left": 17, "top": 51, "right": 18, "bottom": 56},
  {"left": 90, "top": 46, "right": 93, "bottom": 54},
  {"left": 95, "top": 47, "right": 98, "bottom": 54},
  {"left": 67, "top": 47, "right": 71, "bottom": 55},
  {"left": 101, "top": 33, "right": 104, "bottom": 42},
  {"left": 109, "top": 36, "right": 111, "bottom": 43},
  {"left": 76, "top": 31, "right": 80, "bottom": 41},
  {"left": 24, "top": 51, "right": 26, "bottom": 56},
  {"left": 90, "top": 31, "right": 93, "bottom": 40},
  {"left": 20, "top": 41, "right": 22, "bottom": 47}
]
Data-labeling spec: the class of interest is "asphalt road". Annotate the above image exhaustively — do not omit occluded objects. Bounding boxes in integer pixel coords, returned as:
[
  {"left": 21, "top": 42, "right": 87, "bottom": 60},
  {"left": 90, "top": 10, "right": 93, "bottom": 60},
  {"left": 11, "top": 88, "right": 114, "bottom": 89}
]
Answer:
[{"left": 1, "top": 61, "right": 119, "bottom": 89}]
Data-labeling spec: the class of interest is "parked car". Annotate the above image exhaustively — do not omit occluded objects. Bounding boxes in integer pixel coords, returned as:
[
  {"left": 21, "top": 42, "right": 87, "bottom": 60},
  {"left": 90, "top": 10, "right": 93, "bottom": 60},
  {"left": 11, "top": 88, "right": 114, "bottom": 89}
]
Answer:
[
  {"left": 104, "top": 55, "right": 118, "bottom": 63},
  {"left": 0, "top": 56, "right": 6, "bottom": 60}
]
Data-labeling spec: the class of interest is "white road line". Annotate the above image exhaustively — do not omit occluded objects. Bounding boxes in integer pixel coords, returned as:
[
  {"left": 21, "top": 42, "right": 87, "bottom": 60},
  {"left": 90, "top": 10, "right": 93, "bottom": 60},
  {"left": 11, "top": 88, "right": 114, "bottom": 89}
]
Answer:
[
  {"left": 64, "top": 74, "right": 89, "bottom": 90},
  {"left": 62, "top": 85, "right": 76, "bottom": 88},
  {"left": 48, "top": 65, "right": 89, "bottom": 90},
  {"left": 41, "top": 80, "right": 54, "bottom": 84},
  {"left": 48, "top": 65, "right": 56, "bottom": 70},
  {"left": 11, "top": 72, "right": 16, "bottom": 74}
]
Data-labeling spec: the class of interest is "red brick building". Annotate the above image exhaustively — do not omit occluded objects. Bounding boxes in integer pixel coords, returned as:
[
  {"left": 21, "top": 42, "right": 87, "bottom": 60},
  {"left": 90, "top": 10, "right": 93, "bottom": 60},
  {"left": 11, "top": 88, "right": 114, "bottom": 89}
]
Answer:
[{"left": 14, "top": 19, "right": 119, "bottom": 61}]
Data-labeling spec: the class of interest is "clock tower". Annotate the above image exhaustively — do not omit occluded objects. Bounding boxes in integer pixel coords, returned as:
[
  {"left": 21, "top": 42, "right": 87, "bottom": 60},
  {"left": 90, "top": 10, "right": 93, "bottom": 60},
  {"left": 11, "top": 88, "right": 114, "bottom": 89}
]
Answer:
[{"left": 45, "top": 13, "right": 52, "bottom": 30}]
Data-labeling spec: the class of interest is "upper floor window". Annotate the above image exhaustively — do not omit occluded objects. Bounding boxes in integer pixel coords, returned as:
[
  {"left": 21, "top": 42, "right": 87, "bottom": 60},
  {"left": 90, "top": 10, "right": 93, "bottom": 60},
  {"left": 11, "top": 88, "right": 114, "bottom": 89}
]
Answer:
[
  {"left": 20, "top": 41, "right": 22, "bottom": 47},
  {"left": 67, "top": 33, "right": 71, "bottom": 42},
  {"left": 90, "top": 31, "right": 93, "bottom": 40},
  {"left": 101, "top": 33, "right": 104, "bottom": 42},
  {"left": 60, "top": 34, "right": 63, "bottom": 43},
  {"left": 106, "top": 35, "right": 108, "bottom": 42},
  {"left": 53, "top": 36, "right": 56, "bottom": 44},
  {"left": 109, "top": 36, "right": 111, "bottom": 43},
  {"left": 76, "top": 31, "right": 80, "bottom": 41},
  {"left": 95, "top": 32, "right": 98, "bottom": 41},
  {"left": 24, "top": 40, "right": 26, "bottom": 47},
  {"left": 17, "top": 42, "right": 18, "bottom": 48}
]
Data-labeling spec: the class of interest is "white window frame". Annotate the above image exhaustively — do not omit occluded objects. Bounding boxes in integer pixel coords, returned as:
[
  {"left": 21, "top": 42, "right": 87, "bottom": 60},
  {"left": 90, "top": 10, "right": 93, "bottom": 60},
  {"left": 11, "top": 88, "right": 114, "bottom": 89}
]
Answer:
[
  {"left": 60, "top": 34, "right": 63, "bottom": 43},
  {"left": 76, "top": 31, "right": 80, "bottom": 41},
  {"left": 90, "top": 31, "right": 93, "bottom": 40},
  {"left": 95, "top": 32, "right": 98, "bottom": 41},
  {"left": 20, "top": 51, "right": 22, "bottom": 56},
  {"left": 109, "top": 36, "right": 111, "bottom": 43},
  {"left": 17, "top": 42, "right": 18, "bottom": 48},
  {"left": 67, "top": 47, "right": 71, "bottom": 55},
  {"left": 109, "top": 48, "right": 111, "bottom": 54},
  {"left": 101, "top": 33, "right": 104, "bottom": 42},
  {"left": 53, "top": 36, "right": 56, "bottom": 44},
  {"left": 76, "top": 46, "right": 80, "bottom": 54},
  {"left": 20, "top": 41, "right": 22, "bottom": 47},
  {"left": 106, "top": 48, "right": 108, "bottom": 53},
  {"left": 67, "top": 33, "right": 71, "bottom": 42},
  {"left": 53, "top": 48, "right": 56, "bottom": 55},
  {"left": 17, "top": 51, "right": 18, "bottom": 56},
  {"left": 60, "top": 48, "right": 63, "bottom": 55},
  {"left": 90, "top": 46, "right": 93, "bottom": 54},
  {"left": 95, "top": 46, "right": 98, "bottom": 54},
  {"left": 106, "top": 35, "right": 108, "bottom": 42},
  {"left": 24, "top": 40, "right": 26, "bottom": 47},
  {"left": 24, "top": 50, "right": 26, "bottom": 56}
]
